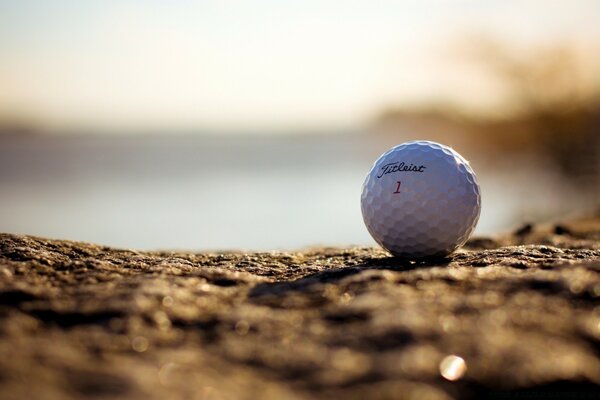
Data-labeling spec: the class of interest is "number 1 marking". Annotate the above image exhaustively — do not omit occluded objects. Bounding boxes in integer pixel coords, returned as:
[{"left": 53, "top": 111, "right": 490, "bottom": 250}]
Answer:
[{"left": 393, "top": 181, "right": 401, "bottom": 194}]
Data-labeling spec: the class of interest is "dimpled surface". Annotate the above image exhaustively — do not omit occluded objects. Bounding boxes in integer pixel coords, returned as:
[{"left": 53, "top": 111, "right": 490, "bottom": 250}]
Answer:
[{"left": 361, "top": 140, "right": 481, "bottom": 258}]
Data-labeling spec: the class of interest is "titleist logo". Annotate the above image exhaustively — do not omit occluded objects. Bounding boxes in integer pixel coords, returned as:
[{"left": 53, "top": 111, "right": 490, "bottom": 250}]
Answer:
[{"left": 377, "top": 162, "right": 426, "bottom": 178}]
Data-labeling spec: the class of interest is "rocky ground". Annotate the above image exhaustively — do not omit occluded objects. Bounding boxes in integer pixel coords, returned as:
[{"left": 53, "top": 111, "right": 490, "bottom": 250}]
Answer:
[{"left": 1, "top": 218, "right": 600, "bottom": 400}]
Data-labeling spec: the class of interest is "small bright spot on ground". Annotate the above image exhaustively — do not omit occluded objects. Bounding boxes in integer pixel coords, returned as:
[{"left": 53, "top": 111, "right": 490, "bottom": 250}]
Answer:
[{"left": 439, "top": 355, "right": 467, "bottom": 381}]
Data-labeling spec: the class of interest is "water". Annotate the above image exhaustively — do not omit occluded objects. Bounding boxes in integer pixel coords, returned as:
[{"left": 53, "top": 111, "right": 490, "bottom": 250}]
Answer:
[{"left": 0, "top": 133, "right": 585, "bottom": 250}]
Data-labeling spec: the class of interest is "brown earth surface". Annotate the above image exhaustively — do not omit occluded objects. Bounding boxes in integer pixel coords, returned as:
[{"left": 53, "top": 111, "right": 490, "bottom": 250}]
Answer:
[{"left": 1, "top": 218, "right": 600, "bottom": 399}]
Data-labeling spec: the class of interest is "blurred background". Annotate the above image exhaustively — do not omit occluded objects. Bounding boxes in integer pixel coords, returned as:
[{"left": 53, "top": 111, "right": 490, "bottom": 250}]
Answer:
[{"left": 1, "top": 0, "right": 599, "bottom": 250}]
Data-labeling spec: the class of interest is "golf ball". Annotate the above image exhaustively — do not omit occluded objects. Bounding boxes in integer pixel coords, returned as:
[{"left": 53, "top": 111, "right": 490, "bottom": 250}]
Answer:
[{"left": 361, "top": 140, "right": 481, "bottom": 258}]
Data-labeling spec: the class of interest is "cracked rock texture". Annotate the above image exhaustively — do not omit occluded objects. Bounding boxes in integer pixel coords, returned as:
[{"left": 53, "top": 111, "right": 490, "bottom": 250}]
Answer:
[{"left": 1, "top": 217, "right": 600, "bottom": 399}]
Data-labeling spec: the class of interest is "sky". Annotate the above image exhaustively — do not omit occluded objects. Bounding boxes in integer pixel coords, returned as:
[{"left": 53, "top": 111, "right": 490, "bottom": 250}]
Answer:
[{"left": 0, "top": 0, "right": 599, "bottom": 133}]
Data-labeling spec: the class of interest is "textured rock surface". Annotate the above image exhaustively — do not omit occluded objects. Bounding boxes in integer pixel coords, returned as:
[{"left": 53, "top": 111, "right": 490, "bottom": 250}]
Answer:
[{"left": 1, "top": 218, "right": 600, "bottom": 399}]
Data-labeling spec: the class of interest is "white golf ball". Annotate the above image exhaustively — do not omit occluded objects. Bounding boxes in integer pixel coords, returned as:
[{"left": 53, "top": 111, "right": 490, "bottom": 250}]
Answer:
[{"left": 361, "top": 140, "right": 481, "bottom": 258}]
